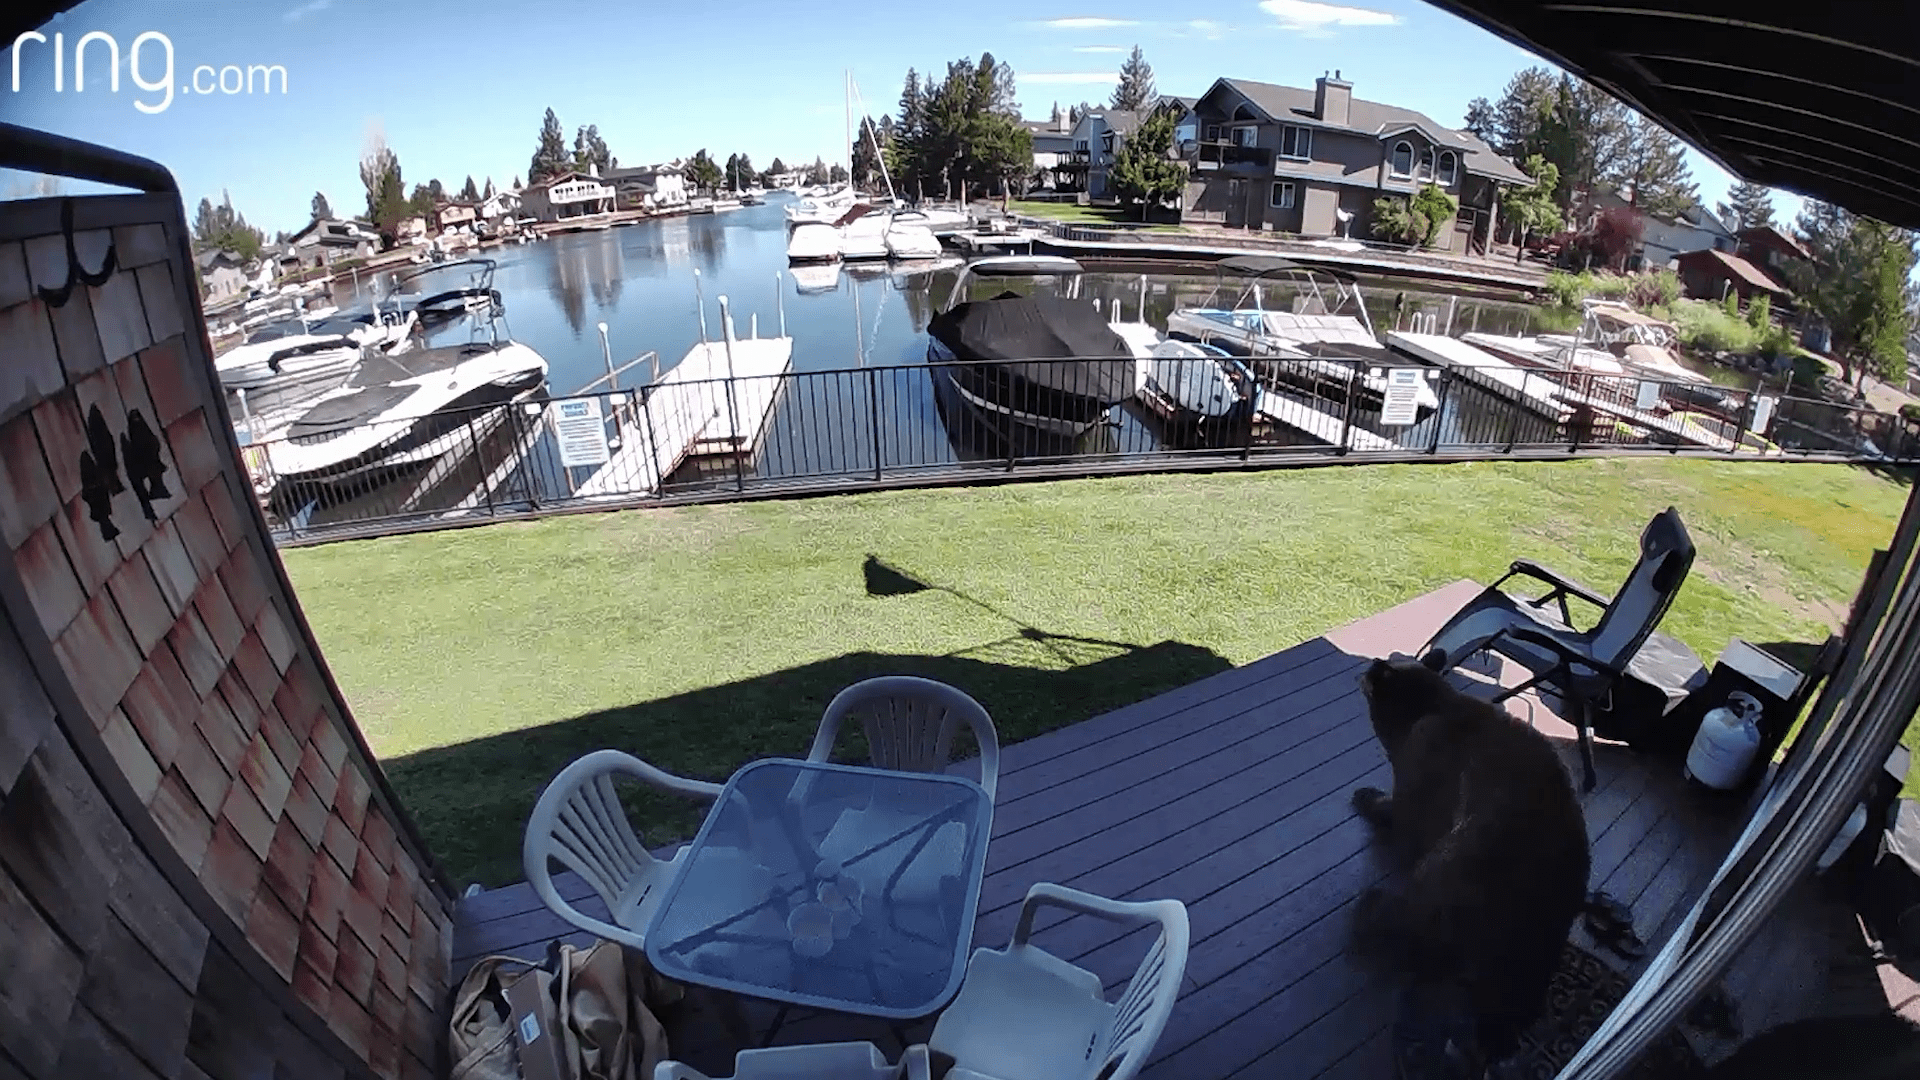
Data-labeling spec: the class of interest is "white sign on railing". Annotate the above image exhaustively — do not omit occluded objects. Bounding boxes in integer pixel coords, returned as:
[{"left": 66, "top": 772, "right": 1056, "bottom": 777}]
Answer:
[
  {"left": 1752, "top": 395, "right": 1777, "bottom": 436},
  {"left": 1380, "top": 368, "right": 1426, "bottom": 426},
  {"left": 1635, "top": 379, "right": 1662, "bottom": 411},
  {"left": 555, "top": 397, "right": 612, "bottom": 468}
]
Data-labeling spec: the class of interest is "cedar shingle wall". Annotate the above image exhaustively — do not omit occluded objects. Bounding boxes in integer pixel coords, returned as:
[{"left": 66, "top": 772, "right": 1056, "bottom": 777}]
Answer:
[{"left": 0, "top": 196, "right": 452, "bottom": 1080}]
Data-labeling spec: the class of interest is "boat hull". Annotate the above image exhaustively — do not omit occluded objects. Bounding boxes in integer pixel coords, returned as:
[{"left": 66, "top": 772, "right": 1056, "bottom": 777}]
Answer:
[{"left": 928, "top": 340, "right": 1126, "bottom": 438}]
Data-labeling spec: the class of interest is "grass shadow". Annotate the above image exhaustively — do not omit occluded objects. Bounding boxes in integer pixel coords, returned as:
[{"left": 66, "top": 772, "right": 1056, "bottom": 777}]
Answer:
[{"left": 388, "top": 638, "right": 1234, "bottom": 887}]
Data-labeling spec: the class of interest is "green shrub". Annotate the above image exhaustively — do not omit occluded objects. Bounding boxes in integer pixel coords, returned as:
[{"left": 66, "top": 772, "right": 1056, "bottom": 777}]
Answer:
[
  {"left": 1669, "top": 299, "right": 1761, "bottom": 353},
  {"left": 1722, "top": 290, "right": 1741, "bottom": 318},
  {"left": 1544, "top": 270, "right": 1586, "bottom": 309},
  {"left": 1746, "top": 293, "right": 1771, "bottom": 329},
  {"left": 1627, "top": 270, "right": 1681, "bottom": 309},
  {"left": 1901, "top": 403, "right": 1920, "bottom": 424}
]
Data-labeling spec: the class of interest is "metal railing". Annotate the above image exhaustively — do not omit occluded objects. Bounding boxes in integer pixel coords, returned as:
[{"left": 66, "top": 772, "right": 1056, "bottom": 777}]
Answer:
[
  {"left": 1190, "top": 142, "right": 1274, "bottom": 169},
  {"left": 243, "top": 353, "right": 1917, "bottom": 545}
]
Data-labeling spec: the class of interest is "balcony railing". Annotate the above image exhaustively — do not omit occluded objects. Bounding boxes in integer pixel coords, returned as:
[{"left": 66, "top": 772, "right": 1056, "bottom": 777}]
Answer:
[{"left": 1190, "top": 141, "right": 1273, "bottom": 170}]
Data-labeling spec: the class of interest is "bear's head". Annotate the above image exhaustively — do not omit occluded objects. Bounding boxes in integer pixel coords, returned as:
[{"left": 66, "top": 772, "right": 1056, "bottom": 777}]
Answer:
[{"left": 1360, "top": 653, "right": 1450, "bottom": 752}]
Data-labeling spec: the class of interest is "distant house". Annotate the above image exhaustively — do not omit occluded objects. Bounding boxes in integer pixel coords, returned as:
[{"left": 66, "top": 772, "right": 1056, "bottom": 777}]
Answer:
[
  {"left": 434, "top": 201, "right": 479, "bottom": 233},
  {"left": 1673, "top": 248, "right": 1789, "bottom": 305},
  {"left": 1582, "top": 191, "right": 1738, "bottom": 268},
  {"left": 1023, "top": 107, "right": 1077, "bottom": 191},
  {"left": 195, "top": 248, "right": 248, "bottom": 301},
  {"left": 1062, "top": 109, "right": 1142, "bottom": 200},
  {"left": 1178, "top": 74, "right": 1530, "bottom": 252},
  {"left": 521, "top": 171, "right": 617, "bottom": 221},
  {"left": 397, "top": 216, "right": 429, "bottom": 244},
  {"left": 603, "top": 164, "right": 688, "bottom": 211},
  {"left": 284, "top": 217, "right": 379, "bottom": 269},
  {"left": 479, "top": 189, "right": 521, "bottom": 222},
  {"left": 1735, "top": 225, "right": 1811, "bottom": 285}
]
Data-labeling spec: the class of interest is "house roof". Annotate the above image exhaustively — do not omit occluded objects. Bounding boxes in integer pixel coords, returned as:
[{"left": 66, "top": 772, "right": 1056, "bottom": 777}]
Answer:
[
  {"left": 1678, "top": 248, "right": 1789, "bottom": 294},
  {"left": 1206, "top": 77, "right": 1532, "bottom": 186},
  {"left": 1417, "top": 1, "right": 1920, "bottom": 230},
  {"left": 1737, "top": 224, "right": 1812, "bottom": 260}
]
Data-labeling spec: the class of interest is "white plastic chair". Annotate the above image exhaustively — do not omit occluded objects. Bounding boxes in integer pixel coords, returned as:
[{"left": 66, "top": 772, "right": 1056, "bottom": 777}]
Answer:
[
  {"left": 656, "top": 1042, "right": 930, "bottom": 1080},
  {"left": 926, "top": 883, "right": 1190, "bottom": 1080},
  {"left": 807, "top": 676, "right": 1000, "bottom": 799},
  {"left": 522, "top": 749, "right": 724, "bottom": 950}
]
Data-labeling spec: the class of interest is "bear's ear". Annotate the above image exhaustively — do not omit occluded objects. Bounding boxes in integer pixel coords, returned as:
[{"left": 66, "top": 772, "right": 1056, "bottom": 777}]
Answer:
[{"left": 1420, "top": 648, "right": 1448, "bottom": 673}]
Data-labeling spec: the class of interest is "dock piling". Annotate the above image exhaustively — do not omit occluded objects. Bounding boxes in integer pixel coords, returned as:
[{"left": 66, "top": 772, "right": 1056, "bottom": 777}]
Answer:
[
  {"left": 776, "top": 272, "right": 787, "bottom": 337},
  {"left": 695, "top": 269, "right": 709, "bottom": 344}
]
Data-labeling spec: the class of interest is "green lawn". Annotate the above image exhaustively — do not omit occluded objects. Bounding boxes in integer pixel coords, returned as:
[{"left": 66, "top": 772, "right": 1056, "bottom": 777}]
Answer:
[
  {"left": 1008, "top": 200, "right": 1186, "bottom": 232},
  {"left": 283, "top": 459, "right": 1912, "bottom": 887}
]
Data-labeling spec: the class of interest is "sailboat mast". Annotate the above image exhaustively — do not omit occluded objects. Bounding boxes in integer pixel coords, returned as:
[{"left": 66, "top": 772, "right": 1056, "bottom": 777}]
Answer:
[
  {"left": 848, "top": 74, "right": 897, "bottom": 203},
  {"left": 844, "top": 69, "right": 853, "bottom": 191}
]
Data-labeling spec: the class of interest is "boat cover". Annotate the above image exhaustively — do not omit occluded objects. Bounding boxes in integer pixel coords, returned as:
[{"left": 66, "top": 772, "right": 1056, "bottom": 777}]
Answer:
[
  {"left": 929, "top": 292, "right": 1135, "bottom": 399},
  {"left": 287, "top": 385, "right": 420, "bottom": 438}
]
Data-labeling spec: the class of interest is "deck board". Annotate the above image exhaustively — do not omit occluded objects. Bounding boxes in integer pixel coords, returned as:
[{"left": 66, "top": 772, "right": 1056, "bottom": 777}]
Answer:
[{"left": 446, "top": 580, "right": 1854, "bottom": 1077}]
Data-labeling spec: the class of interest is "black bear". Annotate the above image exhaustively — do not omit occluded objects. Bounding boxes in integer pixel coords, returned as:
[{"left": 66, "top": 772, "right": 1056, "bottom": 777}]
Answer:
[{"left": 1351, "top": 655, "right": 1591, "bottom": 1070}]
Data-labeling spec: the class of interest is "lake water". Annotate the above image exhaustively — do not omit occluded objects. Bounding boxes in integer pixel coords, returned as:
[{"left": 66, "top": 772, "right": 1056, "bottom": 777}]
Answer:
[
  {"left": 280, "top": 197, "right": 1573, "bottom": 535},
  {"left": 332, "top": 197, "right": 1549, "bottom": 395}
]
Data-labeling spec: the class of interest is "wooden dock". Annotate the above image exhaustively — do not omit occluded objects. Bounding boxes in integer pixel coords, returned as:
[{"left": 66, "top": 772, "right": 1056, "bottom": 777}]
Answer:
[
  {"left": 574, "top": 334, "right": 795, "bottom": 498},
  {"left": 1253, "top": 390, "right": 1396, "bottom": 451},
  {"left": 1386, "top": 332, "right": 1574, "bottom": 422}
]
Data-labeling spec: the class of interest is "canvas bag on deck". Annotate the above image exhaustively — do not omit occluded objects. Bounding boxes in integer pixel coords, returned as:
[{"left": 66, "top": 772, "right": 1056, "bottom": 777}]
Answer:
[{"left": 450, "top": 939, "right": 683, "bottom": 1080}]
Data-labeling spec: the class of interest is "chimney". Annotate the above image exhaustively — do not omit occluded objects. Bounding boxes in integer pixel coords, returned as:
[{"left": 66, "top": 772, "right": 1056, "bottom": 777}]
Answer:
[{"left": 1315, "top": 71, "right": 1352, "bottom": 127}]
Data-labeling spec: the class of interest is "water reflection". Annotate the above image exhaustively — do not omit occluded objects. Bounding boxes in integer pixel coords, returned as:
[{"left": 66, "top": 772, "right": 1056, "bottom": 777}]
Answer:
[{"left": 545, "top": 231, "right": 625, "bottom": 334}]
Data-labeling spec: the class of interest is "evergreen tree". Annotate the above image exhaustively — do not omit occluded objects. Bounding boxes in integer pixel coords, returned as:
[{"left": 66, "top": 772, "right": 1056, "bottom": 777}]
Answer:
[
  {"left": 1789, "top": 202, "right": 1920, "bottom": 383},
  {"left": 358, "top": 135, "right": 407, "bottom": 244},
  {"left": 529, "top": 108, "right": 571, "bottom": 184},
  {"left": 735, "top": 153, "right": 754, "bottom": 188},
  {"left": 192, "top": 190, "right": 265, "bottom": 260},
  {"left": 408, "top": 184, "right": 435, "bottom": 217},
  {"left": 483, "top": 177, "right": 496, "bottom": 200},
  {"left": 459, "top": 175, "right": 479, "bottom": 201},
  {"left": 851, "top": 117, "right": 887, "bottom": 191},
  {"left": 427, "top": 178, "right": 445, "bottom": 202},
  {"left": 685, "top": 150, "right": 724, "bottom": 193},
  {"left": 1108, "top": 106, "right": 1186, "bottom": 220},
  {"left": 1718, "top": 180, "right": 1775, "bottom": 230},
  {"left": 1463, "top": 97, "right": 1497, "bottom": 144},
  {"left": 1110, "top": 45, "right": 1155, "bottom": 112},
  {"left": 310, "top": 191, "right": 332, "bottom": 221},
  {"left": 763, "top": 157, "right": 787, "bottom": 185},
  {"left": 1606, "top": 115, "right": 1697, "bottom": 219},
  {"left": 572, "top": 124, "right": 611, "bottom": 174}
]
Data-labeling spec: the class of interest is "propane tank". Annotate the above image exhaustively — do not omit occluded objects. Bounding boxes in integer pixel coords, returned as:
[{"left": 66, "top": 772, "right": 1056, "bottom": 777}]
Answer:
[{"left": 1685, "top": 691, "right": 1763, "bottom": 791}]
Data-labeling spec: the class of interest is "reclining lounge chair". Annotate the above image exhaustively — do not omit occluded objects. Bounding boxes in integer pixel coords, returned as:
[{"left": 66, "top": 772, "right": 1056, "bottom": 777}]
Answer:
[{"left": 1421, "top": 507, "right": 1696, "bottom": 792}]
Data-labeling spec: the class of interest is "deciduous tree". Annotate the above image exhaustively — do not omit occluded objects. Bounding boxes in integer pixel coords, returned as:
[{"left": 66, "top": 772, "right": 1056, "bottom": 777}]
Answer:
[
  {"left": 1500, "top": 154, "right": 1563, "bottom": 252},
  {"left": 1409, "top": 182, "right": 1459, "bottom": 248},
  {"left": 685, "top": 149, "right": 724, "bottom": 193},
  {"left": 358, "top": 134, "right": 407, "bottom": 244}
]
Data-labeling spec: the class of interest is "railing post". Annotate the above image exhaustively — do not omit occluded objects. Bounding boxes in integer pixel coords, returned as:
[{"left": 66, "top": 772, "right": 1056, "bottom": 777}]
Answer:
[
  {"left": 1240, "top": 366, "right": 1256, "bottom": 462},
  {"left": 1427, "top": 368, "right": 1451, "bottom": 455},
  {"left": 1729, "top": 386, "right": 1752, "bottom": 455},
  {"left": 466, "top": 414, "right": 494, "bottom": 517},
  {"left": 718, "top": 295, "right": 746, "bottom": 494},
  {"left": 867, "top": 367, "right": 883, "bottom": 482},
  {"left": 1335, "top": 361, "right": 1360, "bottom": 455},
  {"left": 639, "top": 385, "right": 663, "bottom": 496},
  {"left": 1569, "top": 373, "right": 1588, "bottom": 453},
  {"left": 1501, "top": 374, "right": 1523, "bottom": 453}
]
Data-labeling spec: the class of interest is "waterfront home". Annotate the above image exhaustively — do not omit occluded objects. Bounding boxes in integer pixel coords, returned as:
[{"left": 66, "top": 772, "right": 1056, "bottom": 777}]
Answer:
[
  {"left": 522, "top": 170, "right": 618, "bottom": 221},
  {"left": 1180, "top": 73, "right": 1530, "bottom": 252},
  {"left": 605, "top": 163, "right": 689, "bottom": 211},
  {"left": 1672, "top": 247, "right": 1787, "bottom": 306},
  {"left": 195, "top": 247, "right": 248, "bottom": 301},
  {"left": 283, "top": 217, "right": 380, "bottom": 270},
  {"left": 1576, "top": 190, "right": 1738, "bottom": 269},
  {"left": 1734, "top": 225, "right": 1811, "bottom": 285},
  {"left": 434, "top": 200, "right": 479, "bottom": 233},
  {"left": 1023, "top": 106, "right": 1077, "bottom": 192},
  {"left": 1061, "top": 109, "right": 1140, "bottom": 200},
  {"left": 480, "top": 188, "right": 522, "bottom": 223}
]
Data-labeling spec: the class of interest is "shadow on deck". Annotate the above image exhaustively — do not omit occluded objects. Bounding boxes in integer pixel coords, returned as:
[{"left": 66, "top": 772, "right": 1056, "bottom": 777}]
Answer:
[{"left": 450, "top": 581, "right": 1892, "bottom": 1077}]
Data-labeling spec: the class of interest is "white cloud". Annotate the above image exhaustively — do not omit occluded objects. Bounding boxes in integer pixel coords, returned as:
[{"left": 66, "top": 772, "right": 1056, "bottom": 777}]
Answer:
[
  {"left": 1040, "top": 16, "right": 1138, "bottom": 29},
  {"left": 1258, "top": 0, "right": 1398, "bottom": 35},
  {"left": 284, "top": 0, "right": 334, "bottom": 21},
  {"left": 1185, "top": 19, "right": 1228, "bottom": 39},
  {"left": 1071, "top": 45, "right": 1129, "bottom": 53},
  {"left": 1022, "top": 72, "right": 1123, "bottom": 85}
]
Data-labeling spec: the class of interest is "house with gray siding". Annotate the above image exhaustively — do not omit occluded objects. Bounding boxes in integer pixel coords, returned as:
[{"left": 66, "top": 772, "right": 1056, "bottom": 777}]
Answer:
[{"left": 1180, "top": 74, "right": 1530, "bottom": 252}]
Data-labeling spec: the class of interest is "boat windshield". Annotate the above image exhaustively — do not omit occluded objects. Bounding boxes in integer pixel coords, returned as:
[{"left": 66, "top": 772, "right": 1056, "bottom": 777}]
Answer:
[{"left": 390, "top": 257, "right": 497, "bottom": 297}]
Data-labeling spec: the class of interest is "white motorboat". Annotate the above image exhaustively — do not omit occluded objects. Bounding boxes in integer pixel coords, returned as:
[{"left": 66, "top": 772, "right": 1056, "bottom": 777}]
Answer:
[
  {"left": 391, "top": 258, "right": 503, "bottom": 325},
  {"left": 216, "top": 333, "right": 361, "bottom": 397},
  {"left": 784, "top": 186, "right": 857, "bottom": 227},
  {"left": 890, "top": 206, "right": 973, "bottom": 236},
  {"left": 884, "top": 222, "right": 943, "bottom": 260},
  {"left": 787, "top": 222, "right": 842, "bottom": 263},
  {"left": 264, "top": 333, "right": 548, "bottom": 487},
  {"left": 1166, "top": 254, "right": 1438, "bottom": 415},
  {"left": 837, "top": 205, "right": 892, "bottom": 261}
]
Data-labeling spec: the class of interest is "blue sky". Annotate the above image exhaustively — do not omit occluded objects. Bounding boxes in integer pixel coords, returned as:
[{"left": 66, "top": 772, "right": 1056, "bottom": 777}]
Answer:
[{"left": 3, "top": 0, "right": 1798, "bottom": 236}]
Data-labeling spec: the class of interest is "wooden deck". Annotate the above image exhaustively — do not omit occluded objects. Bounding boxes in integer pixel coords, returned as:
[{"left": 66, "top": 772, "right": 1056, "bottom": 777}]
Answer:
[{"left": 450, "top": 581, "right": 1879, "bottom": 1077}]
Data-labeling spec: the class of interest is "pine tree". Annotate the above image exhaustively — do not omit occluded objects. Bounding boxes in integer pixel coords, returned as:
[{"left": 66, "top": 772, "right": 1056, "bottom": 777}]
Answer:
[
  {"left": 1109, "top": 107, "right": 1186, "bottom": 219},
  {"left": 310, "top": 191, "right": 332, "bottom": 221},
  {"left": 1789, "top": 202, "right": 1920, "bottom": 383},
  {"left": 483, "top": 177, "right": 496, "bottom": 200},
  {"left": 1463, "top": 97, "right": 1496, "bottom": 143},
  {"left": 1606, "top": 115, "right": 1697, "bottom": 219},
  {"left": 572, "top": 124, "right": 611, "bottom": 174},
  {"left": 1110, "top": 45, "right": 1155, "bottom": 112},
  {"left": 458, "top": 175, "right": 479, "bottom": 201},
  {"left": 1718, "top": 180, "right": 1775, "bottom": 230},
  {"left": 529, "top": 108, "right": 571, "bottom": 184},
  {"left": 427, "top": 178, "right": 445, "bottom": 202}
]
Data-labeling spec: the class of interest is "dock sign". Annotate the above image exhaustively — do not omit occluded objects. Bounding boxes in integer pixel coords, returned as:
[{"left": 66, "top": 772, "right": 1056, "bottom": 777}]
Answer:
[
  {"left": 1380, "top": 368, "right": 1426, "bottom": 426},
  {"left": 555, "top": 398, "right": 611, "bottom": 468}
]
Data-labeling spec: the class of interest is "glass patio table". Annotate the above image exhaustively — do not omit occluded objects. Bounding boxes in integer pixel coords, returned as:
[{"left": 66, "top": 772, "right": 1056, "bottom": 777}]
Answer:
[{"left": 643, "top": 758, "right": 994, "bottom": 1021}]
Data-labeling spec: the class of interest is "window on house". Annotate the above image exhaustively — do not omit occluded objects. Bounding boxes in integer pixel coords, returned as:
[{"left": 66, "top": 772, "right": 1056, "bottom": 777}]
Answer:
[
  {"left": 1437, "top": 151, "right": 1458, "bottom": 185},
  {"left": 1279, "top": 125, "right": 1313, "bottom": 160},
  {"left": 1390, "top": 141, "right": 1413, "bottom": 177},
  {"left": 1270, "top": 181, "right": 1296, "bottom": 209},
  {"left": 1418, "top": 147, "right": 1435, "bottom": 180},
  {"left": 1205, "top": 124, "right": 1222, "bottom": 142},
  {"left": 1233, "top": 125, "right": 1258, "bottom": 148}
]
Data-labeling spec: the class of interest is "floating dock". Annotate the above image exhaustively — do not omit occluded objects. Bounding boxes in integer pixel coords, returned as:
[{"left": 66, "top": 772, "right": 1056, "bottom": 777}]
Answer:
[
  {"left": 574, "top": 329, "right": 794, "bottom": 498},
  {"left": 1253, "top": 390, "right": 1396, "bottom": 451},
  {"left": 1386, "top": 332, "right": 1573, "bottom": 422}
]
